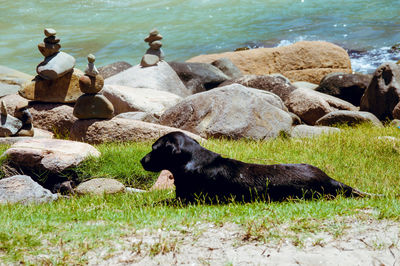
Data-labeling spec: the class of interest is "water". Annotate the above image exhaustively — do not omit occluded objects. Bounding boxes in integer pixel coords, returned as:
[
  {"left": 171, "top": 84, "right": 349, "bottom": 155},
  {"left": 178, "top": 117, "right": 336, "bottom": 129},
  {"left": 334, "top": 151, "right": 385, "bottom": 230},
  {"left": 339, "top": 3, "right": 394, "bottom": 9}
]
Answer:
[{"left": 1, "top": 0, "right": 400, "bottom": 75}]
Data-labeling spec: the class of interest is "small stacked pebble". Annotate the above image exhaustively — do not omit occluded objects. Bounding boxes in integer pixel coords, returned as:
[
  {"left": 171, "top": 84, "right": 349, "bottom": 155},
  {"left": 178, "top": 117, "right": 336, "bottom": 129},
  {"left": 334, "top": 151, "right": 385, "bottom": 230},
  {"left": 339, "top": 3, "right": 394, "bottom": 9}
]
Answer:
[
  {"left": 36, "top": 28, "right": 76, "bottom": 80},
  {"left": 140, "top": 29, "right": 165, "bottom": 67},
  {"left": 73, "top": 54, "right": 114, "bottom": 119}
]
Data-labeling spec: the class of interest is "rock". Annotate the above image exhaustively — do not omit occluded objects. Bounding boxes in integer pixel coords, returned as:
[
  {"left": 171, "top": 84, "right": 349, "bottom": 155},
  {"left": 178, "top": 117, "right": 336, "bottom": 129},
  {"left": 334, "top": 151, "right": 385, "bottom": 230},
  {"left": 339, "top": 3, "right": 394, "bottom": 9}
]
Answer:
[
  {"left": 159, "top": 84, "right": 293, "bottom": 140},
  {"left": 219, "top": 75, "right": 297, "bottom": 102},
  {"left": 105, "top": 61, "right": 190, "bottom": 97},
  {"left": 98, "top": 61, "right": 132, "bottom": 79},
  {"left": 44, "top": 36, "right": 60, "bottom": 44},
  {"left": 0, "top": 175, "right": 58, "bottom": 204},
  {"left": 291, "top": 125, "right": 340, "bottom": 138},
  {"left": 28, "top": 102, "right": 77, "bottom": 135},
  {"left": 19, "top": 68, "right": 84, "bottom": 103},
  {"left": 115, "top": 112, "right": 159, "bottom": 124},
  {"left": 150, "top": 170, "right": 175, "bottom": 191},
  {"left": 286, "top": 88, "right": 357, "bottom": 125},
  {"left": 2, "top": 138, "right": 101, "bottom": 173},
  {"left": 70, "top": 118, "right": 204, "bottom": 144},
  {"left": 37, "top": 43, "right": 61, "bottom": 57},
  {"left": 211, "top": 58, "right": 243, "bottom": 79},
  {"left": 44, "top": 28, "right": 56, "bottom": 37},
  {"left": 125, "top": 187, "right": 146, "bottom": 193},
  {"left": 0, "top": 129, "right": 54, "bottom": 145},
  {"left": 292, "top": 81, "right": 318, "bottom": 90},
  {"left": 360, "top": 62, "right": 400, "bottom": 120},
  {"left": 102, "top": 85, "right": 182, "bottom": 116},
  {"left": 168, "top": 62, "right": 230, "bottom": 93},
  {"left": 0, "top": 94, "right": 29, "bottom": 117},
  {"left": 78, "top": 75, "right": 104, "bottom": 94},
  {"left": 36, "top": 51, "right": 76, "bottom": 80},
  {"left": 140, "top": 54, "right": 160, "bottom": 67},
  {"left": 144, "top": 34, "right": 163, "bottom": 43},
  {"left": 316, "top": 72, "right": 371, "bottom": 106},
  {"left": 0, "top": 66, "right": 34, "bottom": 97},
  {"left": 73, "top": 94, "right": 114, "bottom": 119},
  {"left": 146, "top": 47, "right": 164, "bottom": 60},
  {"left": 84, "top": 54, "right": 99, "bottom": 77},
  {"left": 187, "top": 41, "right": 352, "bottom": 84},
  {"left": 0, "top": 114, "right": 23, "bottom": 137},
  {"left": 75, "top": 178, "right": 125, "bottom": 195},
  {"left": 315, "top": 110, "right": 383, "bottom": 127}
]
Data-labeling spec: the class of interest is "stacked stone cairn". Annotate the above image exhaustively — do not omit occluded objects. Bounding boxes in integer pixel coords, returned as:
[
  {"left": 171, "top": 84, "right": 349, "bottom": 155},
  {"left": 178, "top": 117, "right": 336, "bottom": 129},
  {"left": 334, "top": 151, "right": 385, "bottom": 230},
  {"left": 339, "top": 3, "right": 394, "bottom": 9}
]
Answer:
[
  {"left": 0, "top": 101, "right": 33, "bottom": 137},
  {"left": 19, "top": 28, "right": 83, "bottom": 103},
  {"left": 140, "top": 29, "right": 165, "bottom": 67},
  {"left": 73, "top": 54, "right": 114, "bottom": 119}
]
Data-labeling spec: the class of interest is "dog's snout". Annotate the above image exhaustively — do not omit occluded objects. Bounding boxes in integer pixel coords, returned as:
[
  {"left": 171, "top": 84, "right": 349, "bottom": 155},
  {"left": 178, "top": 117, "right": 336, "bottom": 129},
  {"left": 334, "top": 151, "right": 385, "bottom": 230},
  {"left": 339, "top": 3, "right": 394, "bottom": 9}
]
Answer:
[{"left": 140, "top": 155, "right": 149, "bottom": 166}]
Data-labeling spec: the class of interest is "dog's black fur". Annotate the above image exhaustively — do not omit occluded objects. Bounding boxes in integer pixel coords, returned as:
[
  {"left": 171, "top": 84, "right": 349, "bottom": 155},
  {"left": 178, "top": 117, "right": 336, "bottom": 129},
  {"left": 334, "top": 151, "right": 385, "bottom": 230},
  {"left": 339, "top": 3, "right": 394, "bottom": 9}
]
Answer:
[{"left": 141, "top": 132, "right": 370, "bottom": 202}]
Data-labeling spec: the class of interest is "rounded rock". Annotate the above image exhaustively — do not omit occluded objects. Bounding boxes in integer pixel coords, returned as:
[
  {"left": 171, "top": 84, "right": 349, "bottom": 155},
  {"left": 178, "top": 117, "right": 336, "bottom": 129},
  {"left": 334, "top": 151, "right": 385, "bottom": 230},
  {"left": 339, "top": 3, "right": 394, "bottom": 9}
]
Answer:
[
  {"left": 44, "top": 28, "right": 56, "bottom": 37},
  {"left": 140, "top": 54, "right": 160, "bottom": 67},
  {"left": 73, "top": 94, "right": 114, "bottom": 119},
  {"left": 79, "top": 74, "right": 104, "bottom": 94},
  {"left": 38, "top": 43, "right": 61, "bottom": 58},
  {"left": 150, "top": 41, "right": 162, "bottom": 49},
  {"left": 44, "top": 36, "right": 60, "bottom": 44},
  {"left": 87, "top": 54, "right": 96, "bottom": 63},
  {"left": 149, "top": 28, "right": 159, "bottom": 36},
  {"left": 144, "top": 34, "right": 163, "bottom": 43}
]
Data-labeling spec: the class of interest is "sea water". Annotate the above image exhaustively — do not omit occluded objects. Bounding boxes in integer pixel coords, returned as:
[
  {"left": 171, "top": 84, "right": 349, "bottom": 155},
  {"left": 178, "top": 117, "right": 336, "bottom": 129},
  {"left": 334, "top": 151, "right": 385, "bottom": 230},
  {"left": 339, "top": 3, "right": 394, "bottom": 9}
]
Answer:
[{"left": 1, "top": 0, "right": 399, "bottom": 75}]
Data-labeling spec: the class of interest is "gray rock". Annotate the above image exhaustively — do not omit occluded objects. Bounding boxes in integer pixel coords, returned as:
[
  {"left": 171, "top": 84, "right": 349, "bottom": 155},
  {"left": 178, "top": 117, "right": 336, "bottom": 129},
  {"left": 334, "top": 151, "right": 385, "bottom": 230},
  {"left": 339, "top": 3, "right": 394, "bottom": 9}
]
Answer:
[
  {"left": 316, "top": 72, "right": 371, "bottom": 106},
  {"left": 211, "top": 58, "right": 242, "bottom": 79},
  {"left": 73, "top": 94, "right": 114, "bottom": 119},
  {"left": 98, "top": 61, "right": 132, "bottom": 79},
  {"left": 101, "top": 85, "right": 182, "bottom": 116},
  {"left": 219, "top": 74, "right": 297, "bottom": 102},
  {"left": 0, "top": 114, "right": 23, "bottom": 137},
  {"left": 2, "top": 138, "right": 101, "bottom": 173},
  {"left": 0, "top": 66, "right": 34, "bottom": 97},
  {"left": 360, "top": 62, "right": 400, "bottom": 120},
  {"left": 105, "top": 61, "right": 190, "bottom": 97},
  {"left": 70, "top": 118, "right": 204, "bottom": 144},
  {"left": 114, "top": 112, "right": 159, "bottom": 124},
  {"left": 0, "top": 128, "right": 54, "bottom": 145},
  {"left": 160, "top": 84, "right": 293, "bottom": 140},
  {"left": 286, "top": 88, "right": 357, "bottom": 125},
  {"left": 291, "top": 125, "right": 340, "bottom": 138},
  {"left": 36, "top": 51, "right": 76, "bottom": 80},
  {"left": 315, "top": 110, "right": 383, "bottom": 127},
  {"left": 145, "top": 47, "right": 165, "bottom": 60},
  {"left": 168, "top": 61, "right": 230, "bottom": 94},
  {"left": 140, "top": 54, "right": 160, "bottom": 67},
  {"left": 75, "top": 178, "right": 125, "bottom": 195},
  {"left": 0, "top": 175, "right": 58, "bottom": 204},
  {"left": 292, "top": 81, "right": 319, "bottom": 90}
]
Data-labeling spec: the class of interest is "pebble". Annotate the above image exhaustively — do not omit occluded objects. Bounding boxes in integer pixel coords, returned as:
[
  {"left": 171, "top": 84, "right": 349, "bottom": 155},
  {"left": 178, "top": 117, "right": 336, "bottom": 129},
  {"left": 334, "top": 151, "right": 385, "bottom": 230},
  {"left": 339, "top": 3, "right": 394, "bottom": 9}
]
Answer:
[
  {"left": 78, "top": 74, "right": 104, "bottom": 94},
  {"left": 144, "top": 34, "right": 162, "bottom": 43},
  {"left": 85, "top": 54, "right": 99, "bottom": 77},
  {"left": 150, "top": 40, "right": 162, "bottom": 49},
  {"left": 38, "top": 43, "right": 61, "bottom": 57},
  {"left": 44, "top": 28, "right": 56, "bottom": 37},
  {"left": 145, "top": 47, "right": 164, "bottom": 60},
  {"left": 149, "top": 28, "right": 159, "bottom": 36},
  {"left": 44, "top": 36, "right": 60, "bottom": 44}
]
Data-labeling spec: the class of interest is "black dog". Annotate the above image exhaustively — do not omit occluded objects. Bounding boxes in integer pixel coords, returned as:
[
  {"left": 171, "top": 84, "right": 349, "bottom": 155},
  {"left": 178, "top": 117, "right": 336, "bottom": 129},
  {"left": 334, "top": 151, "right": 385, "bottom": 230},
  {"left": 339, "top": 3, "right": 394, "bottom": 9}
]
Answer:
[{"left": 141, "top": 131, "right": 372, "bottom": 202}]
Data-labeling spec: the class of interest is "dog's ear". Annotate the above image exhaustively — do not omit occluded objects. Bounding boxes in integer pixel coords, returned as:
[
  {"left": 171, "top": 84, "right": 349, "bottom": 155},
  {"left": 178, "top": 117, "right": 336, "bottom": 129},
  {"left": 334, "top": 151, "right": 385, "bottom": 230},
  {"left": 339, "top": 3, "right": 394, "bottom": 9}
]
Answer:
[{"left": 165, "top": 141, "right": 181, "bottom": 155}]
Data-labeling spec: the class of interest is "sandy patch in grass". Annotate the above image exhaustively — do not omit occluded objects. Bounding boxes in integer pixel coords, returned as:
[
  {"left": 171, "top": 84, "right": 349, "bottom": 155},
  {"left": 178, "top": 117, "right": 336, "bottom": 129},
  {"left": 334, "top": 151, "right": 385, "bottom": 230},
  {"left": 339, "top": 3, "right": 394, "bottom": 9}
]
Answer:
[{"left": 87, "top": 217, "right": 400, "bottom": 266}]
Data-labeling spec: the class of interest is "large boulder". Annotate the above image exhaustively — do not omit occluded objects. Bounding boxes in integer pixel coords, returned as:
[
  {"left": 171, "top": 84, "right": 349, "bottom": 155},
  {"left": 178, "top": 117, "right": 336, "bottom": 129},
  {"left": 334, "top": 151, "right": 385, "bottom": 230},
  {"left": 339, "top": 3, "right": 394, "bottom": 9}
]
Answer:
[
  {"left": 315, "top": 110, "right": 383, "bottom": 127},
  {"left": 0, "top": 66, "right": 34, "bottom": 97},
  {"left": 98, "top": 61, "right": 132, "bottom": 79},
  {"left": 286, "top": 88, "right": 357, "bottom": 125},
  {"left": 28, "top": 102, "right": 77, "bottom": 135},
  {"left": 219, "top": 75, "right": 297, "bottom": 102},
  {"left": 360, "top": 62, "right": 400, "bottom": 120},
  {"left": 0, "top": 175, "right": 58, "bottom": 204},
  {"left": 70, "top": 118, "right": 204, "bottom": 144},
  {"left": 2, "top": 138, "right": 100, "bottom": 173},
  {"left": 101, "top": 85, "right": 182, "bottom": 116},
  {"left": 316, "top": 72, "right": 371, "bottom": 106},
  {"left": 19, "top": 68, "right": 84, "bottom": 103},
  {"left": 104, "top": 61, "right": 190, "bottom": 97},
  {"left": 159, "top": 84, "right": 294, "bottom": 140},
  {"left": 168, "top": 62, "right": 230, "bottom": 93},
  {"left": 187, "top": 41, "right": 352, "bottom": 84}
]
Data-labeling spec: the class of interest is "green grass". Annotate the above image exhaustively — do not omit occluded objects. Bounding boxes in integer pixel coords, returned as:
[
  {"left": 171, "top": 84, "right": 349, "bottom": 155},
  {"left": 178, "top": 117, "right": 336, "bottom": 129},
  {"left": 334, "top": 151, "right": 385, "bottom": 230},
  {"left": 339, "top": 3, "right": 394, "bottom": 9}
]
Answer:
[{"left": 1, "top": 124, "right": 400, "bottom": 264}]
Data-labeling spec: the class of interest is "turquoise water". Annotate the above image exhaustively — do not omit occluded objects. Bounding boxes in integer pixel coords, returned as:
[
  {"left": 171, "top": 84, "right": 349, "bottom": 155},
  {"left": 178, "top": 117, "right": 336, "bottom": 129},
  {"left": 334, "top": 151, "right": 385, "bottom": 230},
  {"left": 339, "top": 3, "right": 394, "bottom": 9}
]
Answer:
[{"left": 1, "top": 0, "right": 400, "bottom": 75}]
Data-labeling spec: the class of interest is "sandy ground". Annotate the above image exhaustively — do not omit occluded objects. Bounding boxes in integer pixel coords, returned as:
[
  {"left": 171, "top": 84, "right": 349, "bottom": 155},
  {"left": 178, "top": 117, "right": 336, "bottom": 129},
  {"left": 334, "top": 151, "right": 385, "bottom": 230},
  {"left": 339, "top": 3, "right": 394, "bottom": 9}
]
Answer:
[{"left": 87, "top": 217, "right": 400, "bottom": 266}]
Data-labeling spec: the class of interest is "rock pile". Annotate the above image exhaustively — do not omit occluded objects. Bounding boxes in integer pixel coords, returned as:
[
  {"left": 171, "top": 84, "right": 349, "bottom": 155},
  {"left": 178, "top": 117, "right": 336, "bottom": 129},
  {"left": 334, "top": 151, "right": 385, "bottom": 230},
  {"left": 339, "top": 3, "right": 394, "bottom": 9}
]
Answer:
[
  {"left": 141, "top": 29, "right": 164, "bottom": 67},
  {"left": 73, "top": 54, "right": 114, "bottom": 119},
  {"left": 0, "top": 100, "right": 34, "bottom": 137},
  {"left": 19, "top": 28, "right": 83, "bottom": 103}
]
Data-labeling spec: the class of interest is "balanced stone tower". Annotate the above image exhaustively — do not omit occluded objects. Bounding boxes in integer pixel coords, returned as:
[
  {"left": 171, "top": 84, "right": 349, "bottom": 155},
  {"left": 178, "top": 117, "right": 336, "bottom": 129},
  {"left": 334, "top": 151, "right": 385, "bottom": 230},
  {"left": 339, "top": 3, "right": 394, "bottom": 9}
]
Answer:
[
  {"left": 140, "top": 29, "right": 165, "bottom": 67},
  {"left": 19, "top": 28, "right": 83, "bottom": 103},
  {"left": 73, "top": 54, "right": 114, "bottom": 119}
]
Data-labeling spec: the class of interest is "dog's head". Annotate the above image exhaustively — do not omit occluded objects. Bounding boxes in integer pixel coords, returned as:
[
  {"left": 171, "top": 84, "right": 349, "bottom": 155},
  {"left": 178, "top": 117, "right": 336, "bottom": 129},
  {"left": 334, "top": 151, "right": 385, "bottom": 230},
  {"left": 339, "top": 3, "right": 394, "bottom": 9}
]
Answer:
[{"left": 141, "top": 131, "right": 199, "bottom": 172}]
